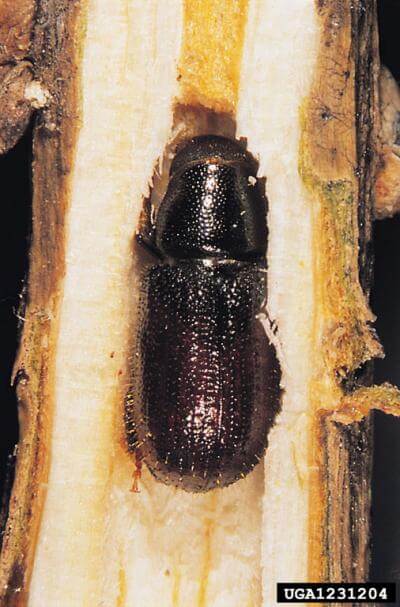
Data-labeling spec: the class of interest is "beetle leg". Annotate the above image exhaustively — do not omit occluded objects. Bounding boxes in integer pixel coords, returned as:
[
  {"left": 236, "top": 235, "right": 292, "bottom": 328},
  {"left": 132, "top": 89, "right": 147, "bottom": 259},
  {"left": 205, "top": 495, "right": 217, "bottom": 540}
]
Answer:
[
  {"left": 135, "top": 232, "right": 164, "bottom": 261},
  {"left": 130, "top": 450, "right": 143, "bottom": 493}
]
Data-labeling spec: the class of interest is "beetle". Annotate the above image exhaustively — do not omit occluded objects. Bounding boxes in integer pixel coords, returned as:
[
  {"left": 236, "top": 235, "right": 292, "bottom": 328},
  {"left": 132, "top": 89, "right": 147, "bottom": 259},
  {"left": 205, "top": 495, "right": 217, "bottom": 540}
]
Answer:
[{"left": 125, "top": 135, "right": 281, "bottom": 492}]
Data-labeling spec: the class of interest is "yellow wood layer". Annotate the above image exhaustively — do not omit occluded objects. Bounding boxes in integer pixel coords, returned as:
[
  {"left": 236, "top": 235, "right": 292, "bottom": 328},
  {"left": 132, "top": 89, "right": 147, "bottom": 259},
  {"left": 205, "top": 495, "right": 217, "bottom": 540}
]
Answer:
[{"left": 179, "top": 0, "right": 248, "bottom": 113}]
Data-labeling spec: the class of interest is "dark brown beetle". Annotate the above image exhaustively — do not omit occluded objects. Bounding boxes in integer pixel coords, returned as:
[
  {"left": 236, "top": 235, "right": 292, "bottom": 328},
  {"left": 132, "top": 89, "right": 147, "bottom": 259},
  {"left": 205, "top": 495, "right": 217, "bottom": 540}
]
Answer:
[{"left": 125, "top": 135, "right": 281, "bottom": 492}]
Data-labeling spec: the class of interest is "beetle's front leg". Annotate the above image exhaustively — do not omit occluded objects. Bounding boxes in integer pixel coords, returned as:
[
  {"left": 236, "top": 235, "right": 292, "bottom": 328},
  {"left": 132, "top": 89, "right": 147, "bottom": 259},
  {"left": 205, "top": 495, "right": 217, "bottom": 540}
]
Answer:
[{"left": 135, "top": 232, "right": 164, "bottom": 261}]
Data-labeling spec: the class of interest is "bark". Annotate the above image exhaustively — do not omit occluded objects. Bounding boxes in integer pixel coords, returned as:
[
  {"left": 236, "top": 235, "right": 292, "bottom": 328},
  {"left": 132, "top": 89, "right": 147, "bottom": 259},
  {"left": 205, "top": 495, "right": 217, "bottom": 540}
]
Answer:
[
  {"left": 375, "top": 67, "right": 400, "bottom": 219},
  {"left": 308, "top": 1, "right": 380, "bottom": 584},
  {"left": 0, "top": 1, "right": 35, "bottom": 154},
  {"left": 0, "top": 1, "right": 391, "bottom": 606},
  {"left": 0, "top": 1, "right": 83, "bottom": 604}
]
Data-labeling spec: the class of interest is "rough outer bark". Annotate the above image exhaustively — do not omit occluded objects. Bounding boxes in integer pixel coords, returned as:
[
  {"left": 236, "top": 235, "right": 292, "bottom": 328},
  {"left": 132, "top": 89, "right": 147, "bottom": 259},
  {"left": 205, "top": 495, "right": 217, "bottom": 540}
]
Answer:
[
  {"left": 0, "top": 1, "right": 83, "bottom": 604},
  {"left": 325, "top": 418, "right": 372, "bottom": 588},
  {"left": 325, "top": 1, "right": 380, "bottom": 588},
  {"left": 375, "top": 67, "right": 400, "bottom": 219},
  {"left": 0, "top": 1, "right": 35, "bottom": 154},
  {"left": 301, "top": 0, "right": 381, "bottom": 588}
]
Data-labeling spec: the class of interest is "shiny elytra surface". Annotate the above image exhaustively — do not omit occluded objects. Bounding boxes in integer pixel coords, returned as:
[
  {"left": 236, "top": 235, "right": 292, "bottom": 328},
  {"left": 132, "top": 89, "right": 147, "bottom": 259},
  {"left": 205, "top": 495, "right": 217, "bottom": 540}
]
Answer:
[
  {"left": 125, "top": 135, "right": 281, "bottom": 492},
  {"left": 125, "top": 262, "right": 281, "bottom": 492}
]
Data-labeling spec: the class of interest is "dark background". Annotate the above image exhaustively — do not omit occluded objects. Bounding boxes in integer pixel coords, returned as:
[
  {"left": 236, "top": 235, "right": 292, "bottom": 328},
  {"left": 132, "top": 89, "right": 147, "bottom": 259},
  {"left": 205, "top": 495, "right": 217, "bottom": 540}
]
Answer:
[
  {"left": 371, "top": 0, "right": 400, "bottom": 583},
  {"left": 0, "top": 126, "right": 31, "bottom": 506},
  {"left": 0, "top": 0, "right": 399, "bottom": 582}
]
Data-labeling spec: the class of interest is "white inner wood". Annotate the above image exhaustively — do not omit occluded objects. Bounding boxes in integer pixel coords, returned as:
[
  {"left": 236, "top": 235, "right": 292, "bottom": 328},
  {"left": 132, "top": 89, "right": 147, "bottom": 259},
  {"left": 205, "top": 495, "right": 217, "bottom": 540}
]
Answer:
[{"left": 237, "top": 1, "right": 319, "bottom": 605}]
